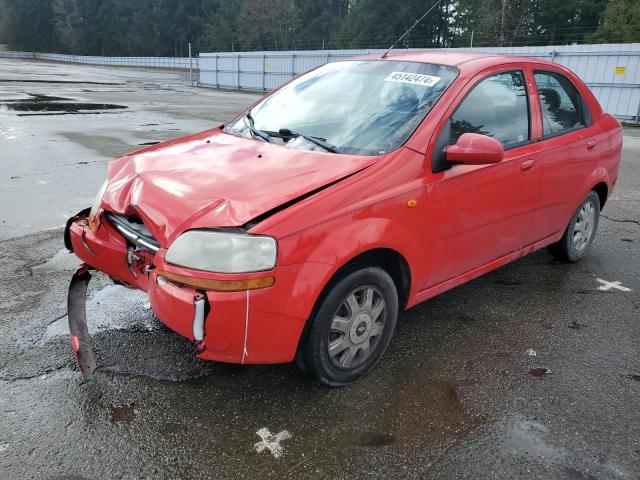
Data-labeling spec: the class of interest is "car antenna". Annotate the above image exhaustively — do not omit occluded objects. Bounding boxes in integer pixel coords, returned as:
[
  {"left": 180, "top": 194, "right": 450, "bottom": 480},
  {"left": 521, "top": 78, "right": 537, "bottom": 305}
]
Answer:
[{"left": 381, "top": 0, "right": 442, "bottom": 59}]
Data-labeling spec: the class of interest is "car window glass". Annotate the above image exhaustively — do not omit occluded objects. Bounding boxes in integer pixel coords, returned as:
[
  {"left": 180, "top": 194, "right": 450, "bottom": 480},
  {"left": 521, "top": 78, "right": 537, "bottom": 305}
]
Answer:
[
  {"left": 534, "top": 71, "right": 586, "bottom": 136},
  {"left": 225, "top": 60, "right": 458, "bottom": 156},
  {"left": 450, "top": 71, "right": 529, "bottom": 148}
]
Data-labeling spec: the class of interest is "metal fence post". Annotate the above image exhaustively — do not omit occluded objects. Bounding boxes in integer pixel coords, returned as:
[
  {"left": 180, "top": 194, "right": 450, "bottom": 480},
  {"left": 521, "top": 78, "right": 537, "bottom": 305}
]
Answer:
[
  {"left": 262, "top": 54, "right": 266, "bottom": 92},
  {"left": 291, "top": 54, "right": 296, "bottom": 80},
  {"left": 188, "top": 42, "right": 193, "bottom": 86},
  {"left": 196, "top": 55, "right": 200, "bottom": 86},
  {"left": 237, "top": 55, "right": 241, "bottom": 90}
]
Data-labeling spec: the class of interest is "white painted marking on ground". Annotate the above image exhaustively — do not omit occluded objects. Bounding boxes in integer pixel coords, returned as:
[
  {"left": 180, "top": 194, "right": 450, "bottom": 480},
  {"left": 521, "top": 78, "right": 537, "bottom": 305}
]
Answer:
[
  {"left": 254, "top": 428, "right": 291, "bottom": 458},
  {"left": 596, "top": 279, "right": 632, "bottom": 292},
  {"left": 526, "top": 349, "right": 537, "bottom": 357}
]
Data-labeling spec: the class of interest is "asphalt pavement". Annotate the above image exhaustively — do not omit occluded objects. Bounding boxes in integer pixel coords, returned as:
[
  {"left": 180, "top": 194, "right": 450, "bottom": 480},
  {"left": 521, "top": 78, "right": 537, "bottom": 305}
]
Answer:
[{"left": 0, "top": 58, "right": 638, "bottom": 480}]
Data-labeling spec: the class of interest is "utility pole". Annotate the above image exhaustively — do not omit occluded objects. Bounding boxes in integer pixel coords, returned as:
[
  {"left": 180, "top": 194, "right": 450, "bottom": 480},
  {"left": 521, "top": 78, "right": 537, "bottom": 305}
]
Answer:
[{"left": 470, "top": 30, "right": 474, "bottom": 48}]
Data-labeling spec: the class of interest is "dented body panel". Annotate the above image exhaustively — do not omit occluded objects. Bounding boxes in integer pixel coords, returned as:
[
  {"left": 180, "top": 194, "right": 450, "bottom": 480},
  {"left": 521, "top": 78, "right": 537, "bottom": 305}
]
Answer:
[
  {"left": 65, "top": 51, "right": 622, "bottom": 374},
  {"left": 103, "top": 129, "right": 376, "bottom": 245}
]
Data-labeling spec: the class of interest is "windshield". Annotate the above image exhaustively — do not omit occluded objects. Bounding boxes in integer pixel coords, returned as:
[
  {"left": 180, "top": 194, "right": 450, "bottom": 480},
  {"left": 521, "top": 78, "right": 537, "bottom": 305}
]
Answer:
[{"left": 224, "top": 60, "right": 458, "bottom": 156}]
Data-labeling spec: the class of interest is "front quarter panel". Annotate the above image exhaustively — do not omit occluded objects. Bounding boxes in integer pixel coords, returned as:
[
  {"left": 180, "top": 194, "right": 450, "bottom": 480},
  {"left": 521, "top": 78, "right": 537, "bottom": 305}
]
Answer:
[{"left": 276, "top": 194, "right": 427, "bottom": 316}]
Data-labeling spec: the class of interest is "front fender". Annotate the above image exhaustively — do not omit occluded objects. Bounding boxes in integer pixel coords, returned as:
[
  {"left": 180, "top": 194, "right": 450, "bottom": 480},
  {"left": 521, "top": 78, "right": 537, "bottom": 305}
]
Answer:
[{"left": 278, "top": 212, "right": 425, "bottom": 312}]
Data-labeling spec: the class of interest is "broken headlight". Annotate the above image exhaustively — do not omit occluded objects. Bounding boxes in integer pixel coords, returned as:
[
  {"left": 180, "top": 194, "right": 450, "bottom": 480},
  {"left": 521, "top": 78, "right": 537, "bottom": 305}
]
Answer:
[
  {"left": 88, "top": 179, "right": 108, "bottom": 230},
  {"left": 165, "top": 230, "right": 277, "bottom": 273}
]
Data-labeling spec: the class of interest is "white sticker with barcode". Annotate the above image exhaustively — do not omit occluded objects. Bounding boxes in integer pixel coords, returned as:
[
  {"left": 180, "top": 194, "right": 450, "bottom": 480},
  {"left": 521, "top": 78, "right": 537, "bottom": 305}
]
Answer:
[{"left": 384, "top": 72, "right": 441, "bottom": 87}]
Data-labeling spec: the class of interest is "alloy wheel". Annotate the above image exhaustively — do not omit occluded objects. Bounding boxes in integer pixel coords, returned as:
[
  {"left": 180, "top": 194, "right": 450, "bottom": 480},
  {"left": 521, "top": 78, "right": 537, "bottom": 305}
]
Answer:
[
  {"left": 327, "top": 286, "right": 387, "bottom": 369},
  {"left": 573, "top": 199, "right": 596, "bottom": 251}
]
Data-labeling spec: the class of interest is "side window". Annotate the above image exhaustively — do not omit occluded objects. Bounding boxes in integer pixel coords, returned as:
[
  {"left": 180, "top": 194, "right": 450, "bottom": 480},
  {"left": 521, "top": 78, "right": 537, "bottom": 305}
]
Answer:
[
  {"left": 450, "top": 71, "right": 529, "bottom": 148},
  {"left": 534, "top": 71, "right": 587, "bottom": 137}
]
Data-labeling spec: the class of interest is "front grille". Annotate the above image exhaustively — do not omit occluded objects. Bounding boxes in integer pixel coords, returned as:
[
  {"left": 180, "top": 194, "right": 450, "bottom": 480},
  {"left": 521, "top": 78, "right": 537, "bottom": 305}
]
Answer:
[{"left": 106, "top": 213, "right": 161, "bottom": 252}]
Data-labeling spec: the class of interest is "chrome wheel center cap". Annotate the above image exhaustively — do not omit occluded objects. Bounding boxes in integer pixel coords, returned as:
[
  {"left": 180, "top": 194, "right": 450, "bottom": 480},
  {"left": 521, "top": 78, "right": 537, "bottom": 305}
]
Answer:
[{"left": 350, "top": 313, "right": 372, "bottom": 344}]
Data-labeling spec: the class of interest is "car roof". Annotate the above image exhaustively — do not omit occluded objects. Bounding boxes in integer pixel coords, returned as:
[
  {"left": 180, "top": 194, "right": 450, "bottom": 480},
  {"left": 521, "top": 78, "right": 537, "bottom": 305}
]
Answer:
[{"left": 355, "top": 50, "right": 554, "bottom": 70}]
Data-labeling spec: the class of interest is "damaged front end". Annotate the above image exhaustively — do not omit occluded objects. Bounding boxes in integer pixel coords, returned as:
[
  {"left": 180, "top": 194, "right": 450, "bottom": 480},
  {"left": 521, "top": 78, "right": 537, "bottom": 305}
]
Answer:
[
  {"left": 64, "top": 203, "right": 310, "bottom": 379},
  {"left": 64, "top": 208, "right": 212, "bottom": 378}
]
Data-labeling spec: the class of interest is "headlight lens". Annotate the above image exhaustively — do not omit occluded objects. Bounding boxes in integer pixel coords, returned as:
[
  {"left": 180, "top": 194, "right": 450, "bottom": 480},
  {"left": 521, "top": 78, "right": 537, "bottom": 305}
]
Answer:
[
  {"left": 88, "top": 179, "right": 108, "bottom": 227},
  {"left": 165, "top": 230, "right": 277, "bottom": 273}
]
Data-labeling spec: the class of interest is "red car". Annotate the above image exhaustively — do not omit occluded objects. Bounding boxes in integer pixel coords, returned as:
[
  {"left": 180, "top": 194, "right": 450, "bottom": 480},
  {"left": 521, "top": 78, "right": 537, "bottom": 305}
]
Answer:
[{"left": 66, "top": 51, "right": 622, "bottom": 386}]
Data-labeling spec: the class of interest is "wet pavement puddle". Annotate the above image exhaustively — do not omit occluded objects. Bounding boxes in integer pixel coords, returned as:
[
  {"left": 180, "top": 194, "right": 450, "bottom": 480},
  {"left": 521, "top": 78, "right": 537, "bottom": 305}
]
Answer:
[
  {"left": 43, "top": 282, "right": 156, "bottom": 343},
  {"left": 110, "top": 405, "right": 136, "bottom": 425},
  {"left": 0, "top": 93, "right": 126, "bottom": 116}
]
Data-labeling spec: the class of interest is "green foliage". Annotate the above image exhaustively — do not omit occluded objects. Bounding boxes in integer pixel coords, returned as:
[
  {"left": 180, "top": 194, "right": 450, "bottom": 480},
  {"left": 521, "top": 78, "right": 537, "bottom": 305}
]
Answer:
[
  {"left": 454, "top": 0, "right": 608, "bottom": 46},
  {"left": 338, "top": 0, "right": 455, "bottom": 49},
  {"left": 2, "top": 0, "right": 58, "bottom": 51},
  {"left": 0, "top": 0, "right": 631, "bottom": 55},
  {"left": 587, "top": 0, "right": 640, "bottom": 43}
]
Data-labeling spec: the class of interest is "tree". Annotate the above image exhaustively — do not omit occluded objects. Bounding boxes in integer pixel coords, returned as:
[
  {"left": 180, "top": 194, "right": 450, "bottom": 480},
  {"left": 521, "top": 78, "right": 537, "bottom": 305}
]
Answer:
[
  {"left": 337, "top": 0, "right": 456, "bottom": 49},
  {"left": 587, "top": 0, "right": 640, "bottom": 43},
  {"left": 0, "top": 0, "right": 630, "bottom": 55},
  {"left": 453, "top": 0, "right": 606, "bottom": 46},
  {"left": 530, "top": 0, "right": 607, "bottom": 45},
  {"left": 52, "top": 0, "right": 86, "bottom": 53},
  {"left": 199, "top": 0, "right": 242, "bottom": 51},
  {"left": 295, "top": 0, "right": 349, "bottom": 49},
  {"left": 233, "top": 0, "right": 300, "bottom": 50},
  {"left": 0, "top": 0, "right": 9, "bottom": 45},
  {"left": 1, "top": 0, "right": 58, "bottom": 51}
]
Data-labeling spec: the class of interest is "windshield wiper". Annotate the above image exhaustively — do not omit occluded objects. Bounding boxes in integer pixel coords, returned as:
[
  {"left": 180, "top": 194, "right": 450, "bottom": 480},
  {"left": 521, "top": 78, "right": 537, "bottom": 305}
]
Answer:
[
  {"left": 277, "top": 128, "right": 341, "bottom": 154},
  {"left": 244, "top": 111, "right": 272, "bottom": 143}
]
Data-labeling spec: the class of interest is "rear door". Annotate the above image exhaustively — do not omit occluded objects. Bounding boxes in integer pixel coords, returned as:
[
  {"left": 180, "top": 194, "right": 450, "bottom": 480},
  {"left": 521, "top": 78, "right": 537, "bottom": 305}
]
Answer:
[
  {"left": 525, "top": 68, "right": 598, "bottom": 245},
  {"left": 422, "top": 66, "right": 542, "bottom": 289}
]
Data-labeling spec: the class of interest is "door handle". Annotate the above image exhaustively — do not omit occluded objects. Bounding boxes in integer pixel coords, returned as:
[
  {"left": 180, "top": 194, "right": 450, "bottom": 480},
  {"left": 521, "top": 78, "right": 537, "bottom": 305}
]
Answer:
[
  {"left": 587, "top": 139, "right": 596, "bottom": 149},
  {"left": 520, "top": 159, "right": 536, "bottom": 172}
]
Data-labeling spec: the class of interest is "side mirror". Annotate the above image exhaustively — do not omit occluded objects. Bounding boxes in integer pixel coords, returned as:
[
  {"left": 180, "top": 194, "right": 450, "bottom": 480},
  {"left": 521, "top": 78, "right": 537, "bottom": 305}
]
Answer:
[{"left": 445, "top": 133, "right": 504, "bottom": 165}]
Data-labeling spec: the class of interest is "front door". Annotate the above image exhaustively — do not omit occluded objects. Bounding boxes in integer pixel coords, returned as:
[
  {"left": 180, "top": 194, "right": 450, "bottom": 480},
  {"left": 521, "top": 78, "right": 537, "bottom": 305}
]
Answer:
[{"left": 423, "top": 68, "right": 541, "bottom": 289}]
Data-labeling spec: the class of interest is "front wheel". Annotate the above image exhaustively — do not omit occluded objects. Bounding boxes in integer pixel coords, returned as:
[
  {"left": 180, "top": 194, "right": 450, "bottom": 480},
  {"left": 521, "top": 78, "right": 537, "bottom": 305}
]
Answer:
[
  {"left": 548, "top": 190, "right": 600, "bottom": 262},
  {"left": 299, "top": 267, "right": 399, "bottom": 386}
]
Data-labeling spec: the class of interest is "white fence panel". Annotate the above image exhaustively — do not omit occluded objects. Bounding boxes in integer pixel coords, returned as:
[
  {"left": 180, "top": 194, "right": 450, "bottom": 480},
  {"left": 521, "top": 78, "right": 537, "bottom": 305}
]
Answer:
[{"left": 0, "top": 51, "right": 193, "bottom": 69}]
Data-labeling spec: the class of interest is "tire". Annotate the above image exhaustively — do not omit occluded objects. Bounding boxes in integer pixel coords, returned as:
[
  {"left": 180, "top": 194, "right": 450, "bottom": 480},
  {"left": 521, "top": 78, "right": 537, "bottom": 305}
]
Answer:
[
  {"left": 548, "top": 190, "right": 600, "bottom": 263},
  {"left": 299, "top": 267, "right": 399, "bottom": 386}
]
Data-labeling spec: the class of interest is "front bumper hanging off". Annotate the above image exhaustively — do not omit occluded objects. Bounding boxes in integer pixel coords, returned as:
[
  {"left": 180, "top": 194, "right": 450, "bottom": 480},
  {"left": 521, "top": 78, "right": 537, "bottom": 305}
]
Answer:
[
  {"left": 64, "top": 209, "right": 314, "bottom": 376},
  {"left": 67, "top": 264, "right": 96, "bottom": 380}
]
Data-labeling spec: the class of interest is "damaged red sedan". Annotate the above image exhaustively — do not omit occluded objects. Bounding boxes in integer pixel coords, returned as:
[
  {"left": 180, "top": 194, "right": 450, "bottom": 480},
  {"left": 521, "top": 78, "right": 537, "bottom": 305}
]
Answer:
[{"left": 66, "top": 51, "right": 622, "bottom": 386}]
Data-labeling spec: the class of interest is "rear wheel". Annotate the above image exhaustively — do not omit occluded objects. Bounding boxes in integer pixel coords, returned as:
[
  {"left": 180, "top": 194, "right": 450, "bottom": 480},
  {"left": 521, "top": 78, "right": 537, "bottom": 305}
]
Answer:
[
  {"left": 299, "top": 267, "right": 398, "bottom": 386},
  {"left": 548, "top": 191, "right": 600, "bottom": 262}
]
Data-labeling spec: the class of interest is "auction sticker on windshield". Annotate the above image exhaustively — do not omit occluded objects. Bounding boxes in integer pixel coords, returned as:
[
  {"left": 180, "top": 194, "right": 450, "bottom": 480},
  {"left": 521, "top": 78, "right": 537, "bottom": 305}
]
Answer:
[{"left": 384, "top": 72, "right": 441, "bottom": 87}]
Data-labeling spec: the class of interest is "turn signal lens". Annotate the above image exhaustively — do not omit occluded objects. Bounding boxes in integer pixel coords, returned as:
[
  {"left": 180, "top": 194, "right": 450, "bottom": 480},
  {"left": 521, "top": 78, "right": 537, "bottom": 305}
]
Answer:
[{"left": 157, "top": 271, "right": 275, "bottom": 292}]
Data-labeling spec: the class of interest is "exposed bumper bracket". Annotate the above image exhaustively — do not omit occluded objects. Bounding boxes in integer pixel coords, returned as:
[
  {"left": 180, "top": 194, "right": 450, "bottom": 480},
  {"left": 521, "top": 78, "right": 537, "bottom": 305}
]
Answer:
[
  {"left": 193, "top": 294, "right": 206, "bottom": 341},
  {"left": 67, "top": 263, "right": 97, "bottom": 380}
]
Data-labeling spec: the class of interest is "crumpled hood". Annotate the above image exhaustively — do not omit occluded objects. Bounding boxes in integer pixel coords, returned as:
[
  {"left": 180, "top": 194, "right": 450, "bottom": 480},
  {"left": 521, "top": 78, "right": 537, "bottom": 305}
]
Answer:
[{"left": 102, "top": 129, "right": 375, "bottom": 246}]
